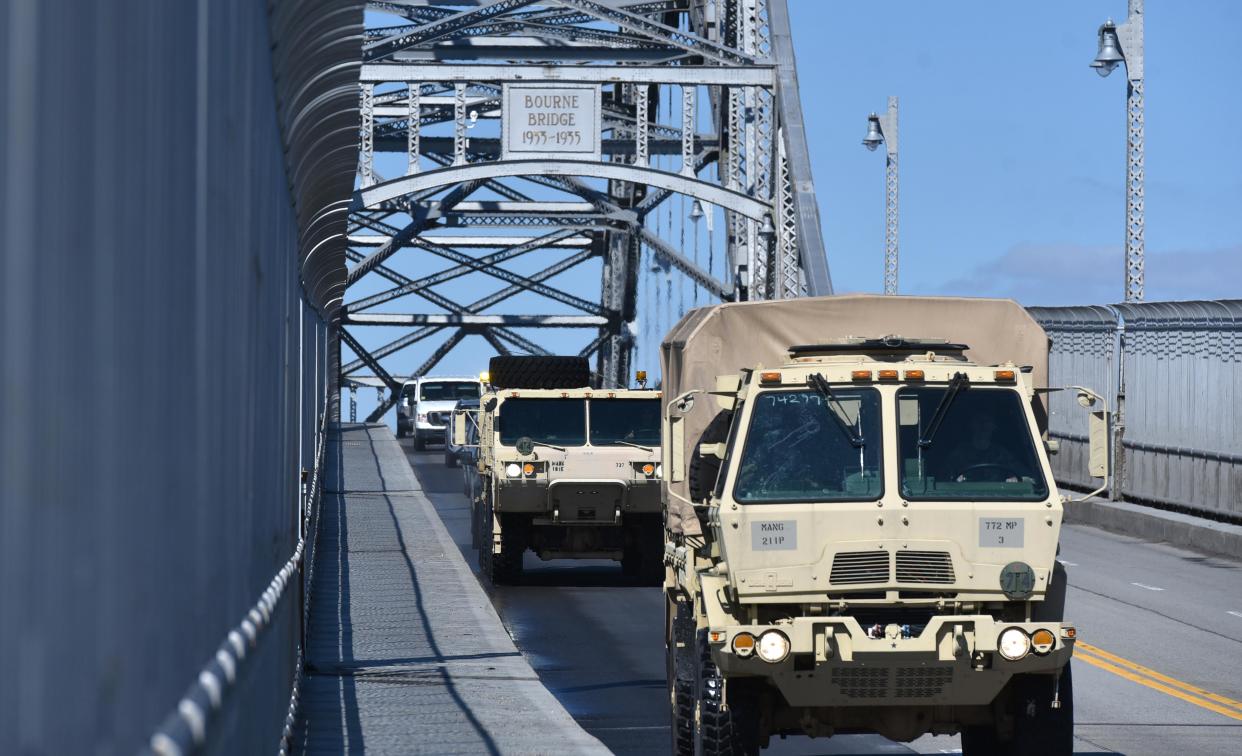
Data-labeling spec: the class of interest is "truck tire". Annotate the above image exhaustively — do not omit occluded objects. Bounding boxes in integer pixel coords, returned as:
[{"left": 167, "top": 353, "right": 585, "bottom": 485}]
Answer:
[
  {"left": 693, "top": 628, "right": 760, "bottom": 756},
  {"left": 666, "top": 596, "right": 696, "bottom": 756},
  {"left": 962, "top": 663, "right": 1074, "bottom": 756},
  {"left": 480, "top": 492, "right": 525, "bottom": 585},
  {"left": 488, "top": 355, "right": 591, "bottom": 390},
  {"left": 689, "top": 411, "right": 733, "bottom": 502},
  {"left": 413, "top": 433, "right": 426, "bottom": 451},
  {"left": 444, "top": 449, "right": 458, "bottom": 468}
]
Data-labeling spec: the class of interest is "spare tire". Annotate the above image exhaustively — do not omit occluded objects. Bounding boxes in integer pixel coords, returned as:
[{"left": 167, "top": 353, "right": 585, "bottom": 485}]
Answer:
[
  {"left": 688, "top": 410, "right": 733, "bottom": 502},
  {"left": 489, "top": 355, "right": 592, "bottom": 390}
]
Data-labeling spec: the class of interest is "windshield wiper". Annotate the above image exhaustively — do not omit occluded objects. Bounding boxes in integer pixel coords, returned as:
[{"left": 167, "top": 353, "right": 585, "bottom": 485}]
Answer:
[
  {"left": 610, "top": 439, "right": 655, "bottom": 452},
  {"left": 918, "top": 371, "right": 970, "bottom": 448},
  {"left": 807, "top": 374, "right": 865, "bottom": 447}
]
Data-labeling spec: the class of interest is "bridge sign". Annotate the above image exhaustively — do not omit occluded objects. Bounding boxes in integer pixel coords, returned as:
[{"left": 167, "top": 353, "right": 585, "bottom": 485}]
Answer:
[{"left": 502, "top": 84, "right": 600, "bottom": 161}]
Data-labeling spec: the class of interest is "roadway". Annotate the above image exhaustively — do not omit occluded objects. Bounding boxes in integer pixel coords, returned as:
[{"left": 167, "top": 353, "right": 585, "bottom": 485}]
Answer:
[{"left": 400, "top": 441, "right": 1242, "bottom": 755}]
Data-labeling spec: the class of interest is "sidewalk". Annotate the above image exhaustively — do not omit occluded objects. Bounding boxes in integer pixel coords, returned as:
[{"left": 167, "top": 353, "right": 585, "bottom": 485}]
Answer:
[{"left": 292, "top": 423, "right": 609, "bottom": 754}]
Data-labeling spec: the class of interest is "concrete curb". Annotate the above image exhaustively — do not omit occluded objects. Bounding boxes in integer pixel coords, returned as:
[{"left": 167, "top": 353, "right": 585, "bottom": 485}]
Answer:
[{"left": 1064, "top": 497, "right": 1242, "bottom": 562}]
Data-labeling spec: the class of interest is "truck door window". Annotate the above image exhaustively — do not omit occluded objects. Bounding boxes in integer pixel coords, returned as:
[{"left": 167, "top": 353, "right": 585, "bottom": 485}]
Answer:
[
  {"left": 589, "top": 399, "right": 660, "bottom": 446},
  {"left": 732, "top": 389, "right": 882, "bottom": 503},
  {"left": 897, "top": 387, "right": 1048, "bottom": 501},
  {"left": 498, "top": 399, "right": 586, "bottom": 446}
]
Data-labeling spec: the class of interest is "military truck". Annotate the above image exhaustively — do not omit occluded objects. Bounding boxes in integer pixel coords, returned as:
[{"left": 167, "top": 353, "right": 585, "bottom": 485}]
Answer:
[
  {"left": 455, "top": 355, "right": 665, "bottom": 584},
  {"left": 660, "top": 295, "right": 1108, "bottom": 755}
]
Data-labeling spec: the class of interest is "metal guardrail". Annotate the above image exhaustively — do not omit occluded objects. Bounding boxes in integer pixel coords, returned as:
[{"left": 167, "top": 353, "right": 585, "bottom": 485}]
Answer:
[
  {"left": 1029, "top": 300, "right": 1242, "bottom": 521},
  {"left": 147, "top": 397, "right": 329, "bottom": 756}
]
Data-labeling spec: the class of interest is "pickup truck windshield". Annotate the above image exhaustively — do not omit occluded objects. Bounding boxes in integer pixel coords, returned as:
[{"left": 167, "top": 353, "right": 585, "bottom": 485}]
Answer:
[
  {"left": 897, "top": 387, "right": 1048, "bottom": 500},
  {"left": 733, "top": 389, "right": 882, "bottom": 502},
  {"left": 589, "top": 399, "right": 660, "bottom": 446},
  {"left": 420, "top": 382, "right": 480, "bottom": 401},
  {"left": 499, "top": 399, "right": 586, "bottom": 446}
]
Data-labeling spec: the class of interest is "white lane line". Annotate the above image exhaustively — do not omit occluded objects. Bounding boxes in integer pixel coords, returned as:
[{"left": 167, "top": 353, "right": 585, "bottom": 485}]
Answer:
[
  {"left": 1131, "top": 582, "right": 1164, "bottom": 591},
  {"left": 1228, "top": 611, "right": 1242, "bottom": 619},
  {"left": 1058, "top": 560, "right": 1078, "bottom": 567}
]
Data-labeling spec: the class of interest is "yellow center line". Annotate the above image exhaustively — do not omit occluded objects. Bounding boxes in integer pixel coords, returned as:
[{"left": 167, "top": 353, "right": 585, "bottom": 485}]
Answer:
[{"left": 1074, "top": 642, "right": 1242, "bottom": 721}]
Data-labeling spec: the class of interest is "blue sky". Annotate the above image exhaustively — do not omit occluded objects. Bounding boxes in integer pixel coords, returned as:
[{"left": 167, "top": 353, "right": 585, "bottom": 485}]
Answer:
[
  {"left": 792, "top": 0, "right": 1242, "bottom": 304},
  {"left": 346, "top": 1, "right": 1241, "bottom": 418}
]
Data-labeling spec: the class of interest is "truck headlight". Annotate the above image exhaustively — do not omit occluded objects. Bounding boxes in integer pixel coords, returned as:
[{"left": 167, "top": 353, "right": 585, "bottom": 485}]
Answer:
[
  {"left": 417, "top": 413, "right": 428, "bottom": 423},
  {"left": 505, "top": 463, "right": 522, "bottom": 478},
  {"left": 757, "top": 630, "right": 791, "bottom": 663},
  {"left": 998, "top": 627, "right": 1031, "bottom": 661},
  {"left": 655, "top": 463, "right": 663, "bottom": 478}
]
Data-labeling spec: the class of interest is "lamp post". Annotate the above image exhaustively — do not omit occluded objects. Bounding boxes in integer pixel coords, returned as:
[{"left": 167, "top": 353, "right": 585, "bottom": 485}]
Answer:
[
  {"left": 1090, "top": 0, "right": 1145, "bottom": 303},
  {"left": 862, "top": 96, "right": 899, "bottom": 295}
]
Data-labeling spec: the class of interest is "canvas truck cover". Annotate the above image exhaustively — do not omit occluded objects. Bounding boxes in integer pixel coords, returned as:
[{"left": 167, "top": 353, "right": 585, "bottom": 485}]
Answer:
[{"left": 659, "top": 294, "right": 1049, "bottom": 535}]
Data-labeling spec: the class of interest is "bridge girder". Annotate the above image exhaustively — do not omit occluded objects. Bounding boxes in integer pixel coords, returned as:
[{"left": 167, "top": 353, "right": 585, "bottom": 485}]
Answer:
[{"left": 342, "top": 0, "right": 831, "bottom": 407}]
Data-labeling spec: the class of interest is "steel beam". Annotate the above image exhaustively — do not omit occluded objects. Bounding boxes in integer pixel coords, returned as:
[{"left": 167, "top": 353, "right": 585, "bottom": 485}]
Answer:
[
  {"left": 360, "top": 64, "right": 774, "bottom": 86},
  {"left": 344, "top": 313, "right": 608, "bottom": 327}
]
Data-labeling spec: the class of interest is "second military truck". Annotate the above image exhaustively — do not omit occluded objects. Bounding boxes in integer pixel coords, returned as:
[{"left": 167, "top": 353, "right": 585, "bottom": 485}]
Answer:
[
  {"left": 661, "top": 295, "right": 1108, "bottom": 755},
  {"left": 455, "top": 355, "right": 665, "bottom": 584}
]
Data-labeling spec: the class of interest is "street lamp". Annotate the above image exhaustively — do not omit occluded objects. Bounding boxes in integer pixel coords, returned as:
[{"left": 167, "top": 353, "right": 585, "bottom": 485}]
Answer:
[
  {"left": 1090, "top": 0, "right": 1145, "bottom": 303},
  {"left": 862, "top": 96, "right": 899, "bottom": 295}
]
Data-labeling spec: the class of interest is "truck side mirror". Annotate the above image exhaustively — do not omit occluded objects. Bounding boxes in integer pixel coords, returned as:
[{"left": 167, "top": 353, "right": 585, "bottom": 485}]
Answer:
[
  {"left": 668, "top": 415, "right": 686, "bottom": 482},
  {"left": 452, "top": 411, "right": 477, "bottom": 447},
  {"left": 1087, "top": 409, "right": 1109, "bottom": 479}
]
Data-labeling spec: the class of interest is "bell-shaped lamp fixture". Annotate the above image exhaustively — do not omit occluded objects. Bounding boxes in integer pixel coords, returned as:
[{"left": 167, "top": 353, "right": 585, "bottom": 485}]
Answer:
[
  {"left": 1090, "top": 20, "right": 1124, "bottom": 77},
  {"left": 758, "top": 214, "right": 777, "bottom": 244},
  {"left": 689, "top": 199, "right": 705, "bottom": 223},
  {"left": 862, "top": 114, "right": 884, "bottom": 151}
]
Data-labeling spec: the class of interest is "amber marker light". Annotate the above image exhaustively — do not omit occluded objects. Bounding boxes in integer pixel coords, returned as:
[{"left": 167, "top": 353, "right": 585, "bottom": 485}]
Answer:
[
  {"left": 904, "top": 369, "right": 925, "bottom": 381},
  {"left": 877, "top": 369, "right": 898, "bottom": 380},
  {"left": 523, "top": 462, "right": 536, "bottom": 476},
  {"left": 709, "top": 630, "right": 726, "bottom": 643},
  {"left": 731, "top": 633, "right": 756, "bottom": 658},
  {"left": 1031, "top": 628, "right": 1056, "bottom": 655},
  {"left": 851, "top": 370, "right": 872, "bottom": 381},
  {"left": 759, "top": 371, "right": 782, "bottom": 384},
  {"left": 994, "top": 369, "right": 1016, "bottom": 382},
  {"left": 642, "top": 463, "right": 656, "bottom": 477}
]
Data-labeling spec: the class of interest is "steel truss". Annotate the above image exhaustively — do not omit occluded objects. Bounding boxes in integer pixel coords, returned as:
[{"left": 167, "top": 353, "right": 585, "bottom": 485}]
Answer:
[{"left": 343, "top": 0, "right": 831, "bottom": 418}]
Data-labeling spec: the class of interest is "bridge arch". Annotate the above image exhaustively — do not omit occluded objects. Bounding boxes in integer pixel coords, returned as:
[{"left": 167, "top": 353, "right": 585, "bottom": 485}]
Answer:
[{"left": 353, "top": 158, "right": 771, "bottom": 221}]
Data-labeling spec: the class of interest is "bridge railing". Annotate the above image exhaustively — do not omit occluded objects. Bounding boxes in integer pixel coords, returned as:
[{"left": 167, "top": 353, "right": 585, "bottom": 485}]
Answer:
[{"left": 1029, "top": 300, "right": 1242, "bottom": 521}]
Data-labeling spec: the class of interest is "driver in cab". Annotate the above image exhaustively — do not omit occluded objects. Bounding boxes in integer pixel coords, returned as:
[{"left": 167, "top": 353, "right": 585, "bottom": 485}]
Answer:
[{"left": 935, "top": 413, "right": 1030, "bottom": 483}]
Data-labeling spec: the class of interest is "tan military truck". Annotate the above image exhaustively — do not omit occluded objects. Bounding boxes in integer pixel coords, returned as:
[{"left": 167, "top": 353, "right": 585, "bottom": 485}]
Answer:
[
  {"left": 455, "top": 355, "right": 665, "bottom": 584},
  {"left": 660, "top": 295, "right": 1108, "bottom": 755}
]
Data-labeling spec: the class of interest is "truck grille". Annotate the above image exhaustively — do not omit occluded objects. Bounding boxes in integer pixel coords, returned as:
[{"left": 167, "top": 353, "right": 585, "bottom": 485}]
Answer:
[
  {"left": 830, "top": 667, "right": 887, "bottom": 699},
  {"left": 895, "top": 551, "right": 955, "bottom": 584},
  {"left": 426, "top": 411, "right": 448, "bottom": 426},
  {"left": 831, "top": 666, "right": 955, "bottom": 699},
  {"left": 829, "top": 551, "right": 890, "bottom": 585},
  {"left": 895, "top": 667, "right": 954, "bottom": 697}
]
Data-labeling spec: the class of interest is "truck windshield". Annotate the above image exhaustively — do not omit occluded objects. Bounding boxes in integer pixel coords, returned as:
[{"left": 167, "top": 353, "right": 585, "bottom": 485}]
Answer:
[
  {"left": 498, "top": 399, "right": 586, "bottom": 446},
  {"left": 589, "top": 399, "right": 660, "bottom": 446},
  {"left": 897, "top": 387, "right": 1048, "bottom": 501},
  {"left": 733, "top": 389, "right": 882, "bottom": 502},
  {"left": 420, "top": 382, "right": 480, "bottom": 401}
]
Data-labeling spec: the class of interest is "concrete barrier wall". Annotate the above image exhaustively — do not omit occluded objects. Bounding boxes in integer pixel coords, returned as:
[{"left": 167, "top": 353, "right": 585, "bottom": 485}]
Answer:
[
  {"left": 1029, "top": 300, "right": 1242, "bottom": 520},
  {"left": 0, "top": 1, "right": 358, "bottom": 752}
]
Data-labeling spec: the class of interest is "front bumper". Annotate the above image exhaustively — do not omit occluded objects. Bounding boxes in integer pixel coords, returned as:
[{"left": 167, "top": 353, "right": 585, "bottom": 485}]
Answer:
[
  {"left": 710, "top": 615, "right": 1075, "bottom": 707},
  {"left": 495, "top": 477, "right": 662, "bottom": 519}
]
